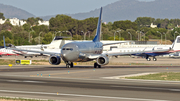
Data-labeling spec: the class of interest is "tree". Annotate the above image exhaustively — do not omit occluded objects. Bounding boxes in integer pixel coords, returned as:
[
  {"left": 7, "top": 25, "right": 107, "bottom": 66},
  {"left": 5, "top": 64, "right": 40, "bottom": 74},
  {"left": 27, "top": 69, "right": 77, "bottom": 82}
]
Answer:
[
  {"left": 112, "top": 20, "right": 137, "bottom": 31},
  {"left": 135, "top": 17, "right": 155, "bottom": 28},
  {"left": 42, "top": 32, "right": 53, "bottom": 44},
  {"left": 0, "top": 12, "right": 5, "bottom": 20},
  {"left": 26, "top": 17, "right": 43, "bottom": 26}
]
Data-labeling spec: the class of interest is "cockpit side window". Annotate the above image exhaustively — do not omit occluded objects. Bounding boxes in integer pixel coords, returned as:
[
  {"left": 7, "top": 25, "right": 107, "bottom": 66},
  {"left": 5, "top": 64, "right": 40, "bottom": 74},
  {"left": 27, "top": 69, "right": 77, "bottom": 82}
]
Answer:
[{"left": 63, "top": 48, "right": 73, "bottom": 51}]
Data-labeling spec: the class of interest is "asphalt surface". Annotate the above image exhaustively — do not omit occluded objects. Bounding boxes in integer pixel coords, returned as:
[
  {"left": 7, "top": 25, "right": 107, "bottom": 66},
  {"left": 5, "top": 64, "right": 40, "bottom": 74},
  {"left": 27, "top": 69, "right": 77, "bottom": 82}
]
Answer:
[
  {"left": 0, "top": 65, "right": 180, "bottom": 101},
  {"left": 0, "top": 56, "right": 180, "bottom": 101}
]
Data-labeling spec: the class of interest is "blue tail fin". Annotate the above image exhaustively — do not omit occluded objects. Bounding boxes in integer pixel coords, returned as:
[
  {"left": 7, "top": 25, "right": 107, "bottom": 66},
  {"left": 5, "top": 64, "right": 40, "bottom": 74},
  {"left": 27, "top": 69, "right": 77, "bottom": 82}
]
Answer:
[
  {"left": 3, "top": 36, "right": 6, "bottom": 48},
  {"left": 93, "top": 7, "right": 102, "bottom": 42}
]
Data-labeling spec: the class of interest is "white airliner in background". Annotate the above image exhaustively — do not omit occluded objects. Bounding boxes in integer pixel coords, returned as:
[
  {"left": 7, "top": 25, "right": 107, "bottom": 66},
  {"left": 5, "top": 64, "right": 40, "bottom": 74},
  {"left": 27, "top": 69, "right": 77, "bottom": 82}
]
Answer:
[
  {"left": 4, "top": 7, "right": 180, "bottom": 68},
  {"left": 1, "top": 36, "right": 62, "bottom": 58},
  {"left": 107, "top": 37, "right": 180, "bottom": 61}
]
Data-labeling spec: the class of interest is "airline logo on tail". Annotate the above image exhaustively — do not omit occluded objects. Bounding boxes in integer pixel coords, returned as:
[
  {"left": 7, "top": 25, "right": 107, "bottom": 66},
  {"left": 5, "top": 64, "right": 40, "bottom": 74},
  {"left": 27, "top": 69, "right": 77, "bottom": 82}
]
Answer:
[{"left": 93, "top": 7, "right": 102, "bottom": 42}]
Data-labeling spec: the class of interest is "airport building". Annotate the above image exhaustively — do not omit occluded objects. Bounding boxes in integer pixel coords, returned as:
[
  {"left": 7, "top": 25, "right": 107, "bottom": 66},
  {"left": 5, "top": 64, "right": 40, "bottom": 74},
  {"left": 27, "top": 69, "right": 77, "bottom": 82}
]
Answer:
[{"left": 0, "top": 18, "right": 49, "bottom": 26}]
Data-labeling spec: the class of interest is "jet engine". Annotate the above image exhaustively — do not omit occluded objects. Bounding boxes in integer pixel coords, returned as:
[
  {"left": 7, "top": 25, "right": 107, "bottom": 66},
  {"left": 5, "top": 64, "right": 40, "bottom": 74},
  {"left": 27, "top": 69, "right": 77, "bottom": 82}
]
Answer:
[
  {"left": 49, "top": 55, "right": 61, "bottom": 65},
  {"left": 97, "top": 55, "right": 109, "bottom": 65}
]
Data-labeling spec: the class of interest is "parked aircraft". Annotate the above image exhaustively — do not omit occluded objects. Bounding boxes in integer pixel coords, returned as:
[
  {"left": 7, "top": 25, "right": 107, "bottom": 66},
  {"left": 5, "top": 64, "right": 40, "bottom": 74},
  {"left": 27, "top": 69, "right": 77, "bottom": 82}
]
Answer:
[
  {"left": 4, "top": 7, "right": 128, "bottom": 68},
  {"left": 108, "top": 36, "right": 180, "bottom": 61},
  {"left": 1, "top": 36, "right": 63, "bottom": 58},
  {"left": 0, "top": 48, "right": 17, "bottom": 57}
]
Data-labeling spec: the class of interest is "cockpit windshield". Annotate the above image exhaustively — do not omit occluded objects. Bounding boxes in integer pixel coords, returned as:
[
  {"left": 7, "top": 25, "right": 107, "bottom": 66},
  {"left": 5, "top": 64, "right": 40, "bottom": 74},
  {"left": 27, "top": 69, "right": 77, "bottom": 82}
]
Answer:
[{"left": 62, "top": 48, "right": 73, "bottom": 51}]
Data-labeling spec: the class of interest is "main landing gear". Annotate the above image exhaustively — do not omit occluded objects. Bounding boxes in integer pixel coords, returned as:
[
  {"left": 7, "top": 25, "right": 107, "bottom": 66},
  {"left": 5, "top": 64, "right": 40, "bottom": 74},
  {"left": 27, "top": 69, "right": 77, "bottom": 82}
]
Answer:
[
  {"left": 65, "top": 61, "right": 73, "bottom": 68},
  {"left": 146, "top": 57, "right": 157, "bottom": 61},
  {"left": 94, "top": 63, "right": 101, "bottom": 68}
]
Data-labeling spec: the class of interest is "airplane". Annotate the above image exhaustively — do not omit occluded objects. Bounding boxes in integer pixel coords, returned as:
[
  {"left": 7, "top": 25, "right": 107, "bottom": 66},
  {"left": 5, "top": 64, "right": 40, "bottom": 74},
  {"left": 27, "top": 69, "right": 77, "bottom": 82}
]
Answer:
[
  {"left": 107, "top": 36, "right": 180, "bottom": 61},
  {"left": 1, "top": 36, "right": 63, "bottom": 58},
  {"left": 0, "top": 48, "right": 17, "bottom": 57},
  {"left": 4, "top": 7, "right": 129, "bottom": 68}
]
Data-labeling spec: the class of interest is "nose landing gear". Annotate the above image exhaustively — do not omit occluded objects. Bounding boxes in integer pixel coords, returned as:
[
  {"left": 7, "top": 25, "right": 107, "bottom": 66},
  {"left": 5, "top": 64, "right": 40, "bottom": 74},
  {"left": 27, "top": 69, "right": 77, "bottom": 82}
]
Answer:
[{"left": 65, "top": 61, "right": 73, "bottom": 68}]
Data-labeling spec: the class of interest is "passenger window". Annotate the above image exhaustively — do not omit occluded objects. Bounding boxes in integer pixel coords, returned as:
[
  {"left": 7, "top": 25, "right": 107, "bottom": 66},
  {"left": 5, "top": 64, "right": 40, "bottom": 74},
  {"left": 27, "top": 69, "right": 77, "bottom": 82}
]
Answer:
[
  {"left": 70, "top": 48, "right": 73, "bottom": 51},
  {"left": 66, "top": 48, "right": 70, "bottom": 50},
  {"left": 62, "top": 48, "right": 65, "bottom": 50}
]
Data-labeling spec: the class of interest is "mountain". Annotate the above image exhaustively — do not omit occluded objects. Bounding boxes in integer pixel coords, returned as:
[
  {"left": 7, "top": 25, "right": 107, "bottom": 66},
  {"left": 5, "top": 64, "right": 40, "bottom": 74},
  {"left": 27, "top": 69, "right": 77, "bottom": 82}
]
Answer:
[
  {"left": 0, "top": 4, "right": 35, "bottom": 19},
  {"left": 41, "top": 0, "right": 180, "bottom": 22}
]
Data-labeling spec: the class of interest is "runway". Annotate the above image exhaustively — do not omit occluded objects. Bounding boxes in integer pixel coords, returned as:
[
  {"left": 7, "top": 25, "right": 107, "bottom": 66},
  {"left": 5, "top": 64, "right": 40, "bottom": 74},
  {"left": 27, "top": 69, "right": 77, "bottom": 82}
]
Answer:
[{"left": 0, "top": 66, "right": 180, "bottom": 101}]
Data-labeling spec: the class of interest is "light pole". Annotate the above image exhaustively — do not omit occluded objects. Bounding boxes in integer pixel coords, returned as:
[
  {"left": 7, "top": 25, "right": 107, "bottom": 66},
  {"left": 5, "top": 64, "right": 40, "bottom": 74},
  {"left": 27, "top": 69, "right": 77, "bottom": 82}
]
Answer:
[
  {"left": 53, "top": 31, "right": 61, "bottom": 39},
  {"left": 64, "top": 31, "right": 72, "bottom": 40},
  {"left": 128, "top": 32, "right": 132, "bottom": 41},
  {"left": 140, "top": 31, "right": 142, "bottom": 41},
  {"left": 29, "top": 30, "right": 34, "bottom": 43},
  {"left": 114, "top": 31, "right": 119, "bottom": 41},
  {"left": 174, "top": 31, "right": 180, "bottom": 41},
  {"left": 163, "top": 32, "right": 166, "bottom": 45},
  {"left": 118, "top": 30, "right": 121, "bottom": 40},
  {"left": 39, "top": 31, "right": 43, "bottom": 44},
  {"left": 157, "top": 31, "right": 162, "bottom": 45},
  {"left": 81, "top": 31, "right": 86, "bottom": 40},
  {"left": 137, "top": 30, "right": 139, "bottom": 41}
]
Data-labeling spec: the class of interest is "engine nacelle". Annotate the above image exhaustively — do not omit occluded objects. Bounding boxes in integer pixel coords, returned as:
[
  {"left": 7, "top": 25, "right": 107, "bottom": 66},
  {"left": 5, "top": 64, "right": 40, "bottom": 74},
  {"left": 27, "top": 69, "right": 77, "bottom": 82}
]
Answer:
[
  {"left": 97, "top": 55, "right": 109, "bottom": 65},
  {"left": 49, "top": 56, "right": 61, "bottom": 65}
]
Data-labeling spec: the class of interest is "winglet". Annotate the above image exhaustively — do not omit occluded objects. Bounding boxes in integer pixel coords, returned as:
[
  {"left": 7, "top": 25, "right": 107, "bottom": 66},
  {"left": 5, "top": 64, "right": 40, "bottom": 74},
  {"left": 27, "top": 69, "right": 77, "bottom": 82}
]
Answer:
[
  {"left": 93, "top": 7, "right": 102, "bottom": 42},
  {"left": 3, "top": 36, "right": 6, "bottom": 48}
]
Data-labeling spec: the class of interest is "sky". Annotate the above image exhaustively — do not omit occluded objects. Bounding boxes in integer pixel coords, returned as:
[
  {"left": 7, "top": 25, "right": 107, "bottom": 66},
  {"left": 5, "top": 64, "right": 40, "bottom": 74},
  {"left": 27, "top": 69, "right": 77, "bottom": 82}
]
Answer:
[{"left": 0, "top": 0, "right": 154, "bottom": 17}]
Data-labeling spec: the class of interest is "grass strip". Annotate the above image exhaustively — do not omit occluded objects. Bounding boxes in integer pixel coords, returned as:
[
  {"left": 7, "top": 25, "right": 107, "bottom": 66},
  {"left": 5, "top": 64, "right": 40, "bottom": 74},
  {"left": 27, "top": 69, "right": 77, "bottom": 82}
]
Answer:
[
  {"left": 0, "top": 96, "right": 54, "bottom": 101},
  {"left": 126, "top": 72, "right": 180, "bottom": 81}
]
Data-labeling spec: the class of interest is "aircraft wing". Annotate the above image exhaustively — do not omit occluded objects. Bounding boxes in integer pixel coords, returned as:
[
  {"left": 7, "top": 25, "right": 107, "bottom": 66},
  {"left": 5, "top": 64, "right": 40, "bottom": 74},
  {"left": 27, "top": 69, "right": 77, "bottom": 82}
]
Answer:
[
  {"left": 103, "top": 41, "right": 131, "bottom": 46},
  {"left": 3, "top": 36, "right": 60, "bottom": 56},
  {"left": 6, "top": 48, "right": 61, "bottom": 56}
]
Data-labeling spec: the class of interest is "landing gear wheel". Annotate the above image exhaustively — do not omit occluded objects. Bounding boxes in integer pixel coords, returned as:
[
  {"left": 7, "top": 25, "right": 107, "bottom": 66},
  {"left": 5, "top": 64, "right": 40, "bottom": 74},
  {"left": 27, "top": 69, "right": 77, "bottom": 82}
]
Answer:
[
  {"left": 70, "top": 62, "right": 74, "bottom": 68},
  {"left": 25, "top": 56, "right": 27, "bottom": 58},
  {"left": 153, "top": 58, "right": 157, "bottom": 61},
  {"left": 147, "top": 58, "right": 151, "bottom": 61},
  {"left": 66, "top": 61, "right": 73, "bottom": 68},
  {"left": 94, "top": 63, "right": 98, "bottom": 68},
  {"left": 94, "top": 63, "right": 101, "bottom": 68},
  {"left": 66, "top": 64, "right": 71, "bottom": 68}
]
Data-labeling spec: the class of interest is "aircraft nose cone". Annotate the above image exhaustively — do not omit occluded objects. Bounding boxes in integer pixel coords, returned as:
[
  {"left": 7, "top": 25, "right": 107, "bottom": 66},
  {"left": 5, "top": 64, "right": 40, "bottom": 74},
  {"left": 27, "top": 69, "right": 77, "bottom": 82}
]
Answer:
[
  {"left": 63, "top": 53, "right": 66, "bottom": 57},
  {"left": 61, "top": 43, "right": 79, "bottom": 62},
  {"left": 62, "top": 52, "right": 79, "bottom": 61}
]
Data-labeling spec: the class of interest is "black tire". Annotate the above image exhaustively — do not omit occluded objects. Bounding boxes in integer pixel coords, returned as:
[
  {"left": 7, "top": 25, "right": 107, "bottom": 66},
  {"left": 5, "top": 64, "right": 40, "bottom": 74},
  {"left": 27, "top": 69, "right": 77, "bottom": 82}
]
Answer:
[
  {"left": 70, "top": 62, "right": 73, "bottom": 68},
  {"left": 98, "top": 65, "right": 101, "bottom": 68},
  {"left": 94, "top": 63, "right": 98, "bottom": 68},
  {"left": 153, "top": 58, "right": 157, "bottom": 61},
  {"left": 66, "top": 64, "right": 71, "bottom": 68},
  {"left": 147, "top": 58, "right": 151, "bottom": 61},
  {"left": 25, "top": 56, "right": 27, "bottom": 58}
]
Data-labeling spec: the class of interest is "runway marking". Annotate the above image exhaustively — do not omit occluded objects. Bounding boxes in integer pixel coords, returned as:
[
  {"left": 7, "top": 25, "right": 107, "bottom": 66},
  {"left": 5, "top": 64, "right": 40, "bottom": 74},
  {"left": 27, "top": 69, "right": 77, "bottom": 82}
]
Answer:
[
  {"left": 30, "top": 70, "right": 91, "bottom": 77},
  {"left": 0, "top": 90, "right": 169, "bottom": 101},
  {"left": 7, "top": 80, "right": 46, "bottom": 83},
  {"left": 111, "top": 85, "right": 180, "bottom": 92}
]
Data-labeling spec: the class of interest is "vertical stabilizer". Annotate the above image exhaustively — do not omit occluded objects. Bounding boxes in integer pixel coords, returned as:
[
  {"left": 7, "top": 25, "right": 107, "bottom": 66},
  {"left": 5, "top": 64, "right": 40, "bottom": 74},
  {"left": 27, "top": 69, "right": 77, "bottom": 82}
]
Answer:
[
  {"left": 93, "top": 7, "right": 102, "bottom": 42},
  {"left": 172, "top": 36, "right": 180, "bottom": 51}
]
